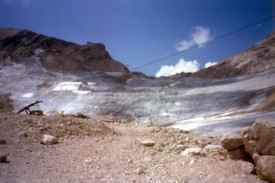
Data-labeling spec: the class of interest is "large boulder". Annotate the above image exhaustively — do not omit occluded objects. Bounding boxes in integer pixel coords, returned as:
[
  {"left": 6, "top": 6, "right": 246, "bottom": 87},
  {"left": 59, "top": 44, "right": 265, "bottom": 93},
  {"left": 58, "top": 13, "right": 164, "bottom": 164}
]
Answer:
[
  {"left": 242, "top": 118, "right": 275, "bottom": 156},
  {"left": 256, "top": 156, "right": 275, "bottom": 183},
  {"left": 242, "top": 127, "right": 255, "bottom": 155},
  {"left": 221, "top": 117, "right": 275, "bottom": 182},
  {"left": 221, "top": 129, "right": 244, "bottom": 150},
  {"left": 250, "top": 118, "right": 275, "bottom": 155}
]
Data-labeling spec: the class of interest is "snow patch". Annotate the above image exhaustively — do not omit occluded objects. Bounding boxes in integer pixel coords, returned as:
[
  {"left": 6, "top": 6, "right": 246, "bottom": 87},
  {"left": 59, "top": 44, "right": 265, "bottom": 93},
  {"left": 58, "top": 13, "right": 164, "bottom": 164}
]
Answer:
[
  {"left": 53, "top": 82, "right": 82, "bottom": 91},
  {"left": 72, "top": 90, "right": 91, "bottom": 95},
  {"left": 160, "top": 112, "right": 170, "bottom": 117},
  {"left": 34, "top": 48, "right": 45, "bottom": 56},
  {"left": 205, "top": 61, "right": 217, "bottom": 68},
  {"left": 22, "top": 93, "right": 34, "bottom": 98},
  {"left": 174, "top": 102, "right": 181, "bottom": 106}
]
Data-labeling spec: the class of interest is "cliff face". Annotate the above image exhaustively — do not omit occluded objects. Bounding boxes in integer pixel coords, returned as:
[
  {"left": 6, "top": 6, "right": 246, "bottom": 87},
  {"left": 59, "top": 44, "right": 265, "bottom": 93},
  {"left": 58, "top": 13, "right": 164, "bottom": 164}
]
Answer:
[
  {"left": 0, "top": 28, "right": 129, "bottom": 73},
  {"left": 192, "top": 32, "right": 275, "bottom": 78}
]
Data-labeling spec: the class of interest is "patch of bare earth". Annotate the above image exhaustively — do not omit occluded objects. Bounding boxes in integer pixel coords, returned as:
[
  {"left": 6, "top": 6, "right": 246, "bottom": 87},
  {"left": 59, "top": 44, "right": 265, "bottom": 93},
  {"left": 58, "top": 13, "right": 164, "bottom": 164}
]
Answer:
[{"left": 0, "top": 113, "right": 266, "bottom": 183}]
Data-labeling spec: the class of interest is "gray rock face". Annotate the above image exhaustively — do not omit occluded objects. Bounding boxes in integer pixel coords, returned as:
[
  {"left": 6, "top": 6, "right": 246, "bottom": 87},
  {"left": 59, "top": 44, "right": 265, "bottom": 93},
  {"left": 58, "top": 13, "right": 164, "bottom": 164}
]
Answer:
[{"left": 256, "top": 156, "right": 275, "bottom": 183}]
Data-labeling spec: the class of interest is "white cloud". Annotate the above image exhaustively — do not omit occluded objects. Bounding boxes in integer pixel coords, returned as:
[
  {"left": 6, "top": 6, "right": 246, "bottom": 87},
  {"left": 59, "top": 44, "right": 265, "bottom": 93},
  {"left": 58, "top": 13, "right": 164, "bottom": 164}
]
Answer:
[
  {"left": 175, "top": 40, "right": 194, "bottom": 52},
  {"left": 176, "top": 26, "right": 212, "bottom": 51},
  {"left": 205, "top": 61, "right": 217, "bottom": 68},
  {"left": 191, "top": 27, "right": 212, "bottom": 47},
  {"left": 155, "top": 58, "right": 200, "bottom": 77}
]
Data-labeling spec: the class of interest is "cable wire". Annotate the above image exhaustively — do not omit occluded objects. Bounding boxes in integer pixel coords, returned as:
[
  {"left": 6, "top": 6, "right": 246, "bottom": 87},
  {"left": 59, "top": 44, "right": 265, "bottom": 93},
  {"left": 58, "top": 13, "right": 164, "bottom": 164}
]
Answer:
[{"left": 133, "top": 15, "right": 275, "bottom": 71}]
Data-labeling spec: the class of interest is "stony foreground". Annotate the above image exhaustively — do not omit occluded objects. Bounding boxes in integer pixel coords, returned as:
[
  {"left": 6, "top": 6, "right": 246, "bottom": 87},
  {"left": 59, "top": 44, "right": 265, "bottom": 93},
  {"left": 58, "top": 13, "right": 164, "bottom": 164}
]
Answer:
[
  {"left": 0, "top": 113, "right": 266, "bottom": 183},
  {"left": 221, "top": 117, "right": 275, "bottom": 182}
]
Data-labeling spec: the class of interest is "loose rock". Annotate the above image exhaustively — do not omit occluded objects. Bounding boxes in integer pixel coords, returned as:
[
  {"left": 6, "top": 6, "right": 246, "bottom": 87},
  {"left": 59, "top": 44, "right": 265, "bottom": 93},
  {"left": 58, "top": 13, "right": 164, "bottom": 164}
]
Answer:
[
  {"left": 0, "top": 139, "right": 6, "bottom": 144},
  {"left": 140, "top": 140, "right": 156, "bottom": 147},
  {"left": 181, "top": 147, "right": 202, "bottom": 157},
  {"left": 18, "top": 131, "right": 28, "bottom": 138},
  {"left": 0, "top": 152, "right": 8, "bottom": 163},
  {"left": 136, "top": 167, "right": 145, "bottom": 175},
  {"left": 41, "top": 134, "right": 59, "bottom": 145}
]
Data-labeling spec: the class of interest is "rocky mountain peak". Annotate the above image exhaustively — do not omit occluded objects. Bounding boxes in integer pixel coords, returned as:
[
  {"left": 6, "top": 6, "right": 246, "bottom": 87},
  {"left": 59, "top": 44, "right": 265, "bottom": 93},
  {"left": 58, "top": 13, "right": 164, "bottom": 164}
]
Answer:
[{"left": 0, "top": 28, "right": 129, "bottom": 73}]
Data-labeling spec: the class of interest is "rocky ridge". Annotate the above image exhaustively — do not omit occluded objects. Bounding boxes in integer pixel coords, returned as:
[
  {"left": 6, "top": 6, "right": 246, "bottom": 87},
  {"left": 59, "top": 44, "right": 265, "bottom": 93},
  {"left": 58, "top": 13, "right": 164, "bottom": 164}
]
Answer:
[
  {"left": 0, "top": 28, "right": 129, "bottom": 73},
  {"left": 192, "top": 32, "right": 275, "bottom": 78}
]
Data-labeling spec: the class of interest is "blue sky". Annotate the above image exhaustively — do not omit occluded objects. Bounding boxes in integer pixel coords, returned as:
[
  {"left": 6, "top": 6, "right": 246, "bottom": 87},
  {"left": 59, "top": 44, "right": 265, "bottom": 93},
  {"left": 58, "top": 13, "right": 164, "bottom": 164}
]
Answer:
[{"left": 0, "top": 0, "right": 274, "bottom": 76}]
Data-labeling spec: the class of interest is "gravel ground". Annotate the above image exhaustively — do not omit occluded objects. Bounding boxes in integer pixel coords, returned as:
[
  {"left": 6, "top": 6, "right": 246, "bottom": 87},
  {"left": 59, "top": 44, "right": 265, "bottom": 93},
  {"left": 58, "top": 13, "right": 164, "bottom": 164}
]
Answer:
[{"left": 0, "top": 113, "right": 266, "bottom": 183}]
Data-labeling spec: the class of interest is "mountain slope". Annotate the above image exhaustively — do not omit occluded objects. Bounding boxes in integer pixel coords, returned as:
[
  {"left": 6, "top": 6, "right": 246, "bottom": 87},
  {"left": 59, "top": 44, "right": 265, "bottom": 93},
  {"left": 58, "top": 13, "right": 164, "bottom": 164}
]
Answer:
[
  {"left": 0, "top": 28, "right": 275, "bottom": 136},
  {"left": 0, "top": 28, "right": 129, "bottom": 73},
  {"left": 192, "top": 32, "right": 275, "bottom": 78}
]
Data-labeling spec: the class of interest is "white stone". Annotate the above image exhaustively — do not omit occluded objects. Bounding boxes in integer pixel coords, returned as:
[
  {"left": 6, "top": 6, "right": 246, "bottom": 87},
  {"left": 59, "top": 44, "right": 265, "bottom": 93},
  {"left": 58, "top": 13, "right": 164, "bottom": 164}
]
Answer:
[
  {"left": 181, "top": 147, "right": 202, "bottom": 157},
  {"left": 41, "top": 134, "right": 58, "bottom": 145}
]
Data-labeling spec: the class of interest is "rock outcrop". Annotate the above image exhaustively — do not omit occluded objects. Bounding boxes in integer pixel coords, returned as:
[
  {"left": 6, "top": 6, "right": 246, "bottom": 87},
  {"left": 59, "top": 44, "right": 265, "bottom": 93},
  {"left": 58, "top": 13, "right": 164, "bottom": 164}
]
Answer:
[
  {"left": 0, "top": 28, "right": 129, "bottom": 73},
  {"left": 192, "top": 32, "right": 275, "bottom": 78},
  {"left": 242, "top": 118, "right": 275, "bottom": 156},
  {"left": 221, "top": 117, "right": 275, "bottom": 182}
]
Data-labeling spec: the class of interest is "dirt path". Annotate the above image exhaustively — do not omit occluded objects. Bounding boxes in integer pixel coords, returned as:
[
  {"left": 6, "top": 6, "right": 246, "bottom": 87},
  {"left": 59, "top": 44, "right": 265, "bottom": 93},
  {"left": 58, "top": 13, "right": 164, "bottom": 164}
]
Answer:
[{"left": 0, "top": 113, "right": 266, "bottom": 183}]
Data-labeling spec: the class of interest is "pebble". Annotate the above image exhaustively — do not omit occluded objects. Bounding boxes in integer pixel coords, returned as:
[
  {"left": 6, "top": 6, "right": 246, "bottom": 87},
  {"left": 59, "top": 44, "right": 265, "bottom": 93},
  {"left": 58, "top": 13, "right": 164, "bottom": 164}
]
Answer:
[
  {"left": 0, "top": 139, "right": 6, "bottom": 144},
  {"left": 189, "top": 159, "right": 196, "bottom": 166},
  {"left": 140, "top": 140, "right": 156, "bottom": 147},
  {"left": 18, "top": 131, "right": 28, "bottom": 137},
  {"left": 136, "top": 167, "right": 145, "bottom": 175},
  {"left": 0, "top": 152, "right": 8, "bottom": 163}
]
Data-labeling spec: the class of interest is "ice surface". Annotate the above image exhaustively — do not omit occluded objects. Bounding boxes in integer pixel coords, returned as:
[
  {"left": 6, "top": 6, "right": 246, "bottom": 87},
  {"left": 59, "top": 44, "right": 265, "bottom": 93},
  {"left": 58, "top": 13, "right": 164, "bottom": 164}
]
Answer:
[{"left": 1, "top": 58, "right": 275, "bottom": 136}]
